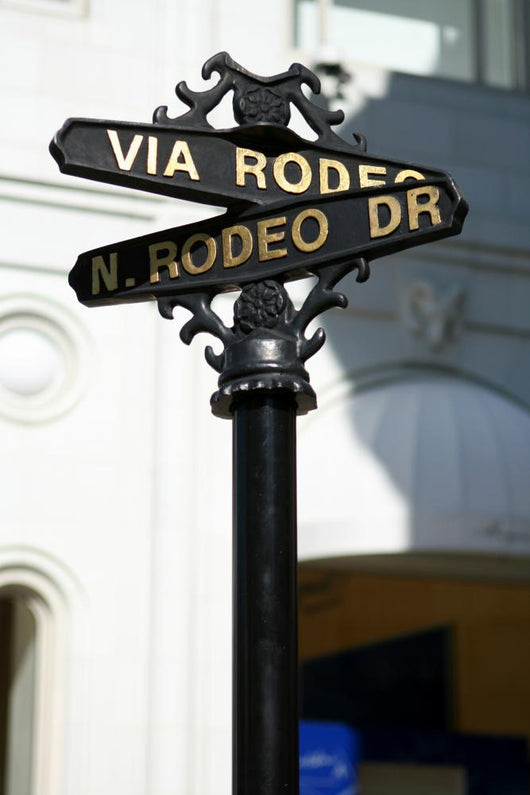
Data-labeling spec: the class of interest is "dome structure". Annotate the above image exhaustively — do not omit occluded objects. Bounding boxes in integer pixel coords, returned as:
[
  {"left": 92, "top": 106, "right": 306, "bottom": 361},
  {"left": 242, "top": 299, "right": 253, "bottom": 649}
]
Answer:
[{"left": 298, "top": 373, "right": 530, "bottom": 566}]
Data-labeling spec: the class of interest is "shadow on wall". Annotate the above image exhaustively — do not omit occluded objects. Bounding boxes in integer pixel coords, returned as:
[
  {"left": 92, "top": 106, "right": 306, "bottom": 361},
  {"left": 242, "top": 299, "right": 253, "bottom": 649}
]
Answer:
[{"left": 297, "top": 68, "right": 530, "bottom": 563}]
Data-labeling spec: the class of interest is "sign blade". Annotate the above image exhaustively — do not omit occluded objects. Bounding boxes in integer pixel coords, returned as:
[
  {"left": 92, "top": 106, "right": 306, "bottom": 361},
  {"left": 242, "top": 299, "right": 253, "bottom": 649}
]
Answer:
[
  {"left": 51, "top": 118, "right": 464, "bottom": 211},
  {"left": 69, "top": 179, "right": 467, "bottom": 307}
]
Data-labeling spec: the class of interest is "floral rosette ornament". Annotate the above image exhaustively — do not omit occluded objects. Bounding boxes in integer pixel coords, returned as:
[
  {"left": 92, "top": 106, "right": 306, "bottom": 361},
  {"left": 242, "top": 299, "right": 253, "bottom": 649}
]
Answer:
[
  {"left": 234, "top": 280, "right": 292, "bottom": 333},
  {"left": 236, "top": 87, "right": 290, "bottom": 125}
]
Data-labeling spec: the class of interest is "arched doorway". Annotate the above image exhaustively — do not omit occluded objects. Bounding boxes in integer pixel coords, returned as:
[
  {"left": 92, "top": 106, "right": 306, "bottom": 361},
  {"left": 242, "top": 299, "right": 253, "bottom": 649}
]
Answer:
[{"left": 0, "top": 593, "right": 37, "bottom": 795}]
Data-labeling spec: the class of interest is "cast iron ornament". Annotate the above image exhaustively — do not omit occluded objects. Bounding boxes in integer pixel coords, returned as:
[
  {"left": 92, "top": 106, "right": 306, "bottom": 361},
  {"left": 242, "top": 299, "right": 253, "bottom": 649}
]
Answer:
[
  {"left": 156, "top": 55, "right": 365, "bottom": 415},
  {"left": 50, "top": 52, "right": 468, "bottom": 418},
  {"left": 157, "top": 258, "right": 366, "bottom": 417},
  {"left": 152, "top": 51, "right": 365, "bottom": 150}
]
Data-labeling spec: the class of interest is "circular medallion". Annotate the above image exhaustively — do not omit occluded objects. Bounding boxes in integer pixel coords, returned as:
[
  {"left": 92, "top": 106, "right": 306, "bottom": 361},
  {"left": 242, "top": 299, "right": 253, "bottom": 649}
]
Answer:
[{"left": 0, "top": 295, "right": 90, "bottom": 423}]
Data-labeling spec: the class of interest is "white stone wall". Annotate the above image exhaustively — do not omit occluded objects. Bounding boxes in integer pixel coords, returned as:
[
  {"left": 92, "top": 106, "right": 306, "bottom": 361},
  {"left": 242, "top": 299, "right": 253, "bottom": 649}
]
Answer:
[{"left": 0, "top": 1, "right": 241, "bottom": 792}]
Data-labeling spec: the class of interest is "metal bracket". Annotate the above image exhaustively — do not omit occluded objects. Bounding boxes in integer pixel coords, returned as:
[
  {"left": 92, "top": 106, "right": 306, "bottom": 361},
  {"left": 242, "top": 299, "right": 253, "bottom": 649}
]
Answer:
[{"left": 157, "top": 258, "right": 369, "bottom": 417}]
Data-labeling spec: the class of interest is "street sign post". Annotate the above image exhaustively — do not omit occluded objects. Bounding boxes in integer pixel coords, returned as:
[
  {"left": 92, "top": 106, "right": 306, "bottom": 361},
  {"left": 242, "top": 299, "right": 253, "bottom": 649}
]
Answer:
[{"left": 50, "top": 52, "right": 467, "bottom": 795}]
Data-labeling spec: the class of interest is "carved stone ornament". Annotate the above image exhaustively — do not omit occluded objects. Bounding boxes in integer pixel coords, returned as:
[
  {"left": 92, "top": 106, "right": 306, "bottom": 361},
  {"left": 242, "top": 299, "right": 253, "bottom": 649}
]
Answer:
[
  {"left": 404, "top": 280, "right": 466, "bottom": 351},
  {"left": 50, "top": 52, "right": 468, "bottom": 417}
]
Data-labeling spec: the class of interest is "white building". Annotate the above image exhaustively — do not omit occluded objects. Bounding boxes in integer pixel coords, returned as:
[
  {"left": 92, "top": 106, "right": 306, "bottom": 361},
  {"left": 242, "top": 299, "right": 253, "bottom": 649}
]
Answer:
[{"left": 0, "top": 2, "right": 529, "bottom": 794}]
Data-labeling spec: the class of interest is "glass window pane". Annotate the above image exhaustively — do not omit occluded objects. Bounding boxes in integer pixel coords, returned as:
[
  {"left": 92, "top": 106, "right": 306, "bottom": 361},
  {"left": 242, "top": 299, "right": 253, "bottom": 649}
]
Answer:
[
  {"left": 294, "top": 0, "right": 319, "bottom": 51},
  {"left": 482, "top": 0, "right": 518, "bottom": 88},
  {"left": 295, "top": 0, "right": 478, "bottom": 83},
  {"left": 332, "top": 0, "right": 476, "bottom": 82},
  {"left": 300, "top": 568, "right": 530, "bottom": 789}
]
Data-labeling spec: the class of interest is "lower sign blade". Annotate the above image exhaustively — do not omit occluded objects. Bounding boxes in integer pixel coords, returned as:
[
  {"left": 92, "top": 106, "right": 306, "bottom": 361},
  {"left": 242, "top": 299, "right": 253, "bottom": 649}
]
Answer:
[{"left": 69, "top": 178, "right": 467, "bottom": 307}]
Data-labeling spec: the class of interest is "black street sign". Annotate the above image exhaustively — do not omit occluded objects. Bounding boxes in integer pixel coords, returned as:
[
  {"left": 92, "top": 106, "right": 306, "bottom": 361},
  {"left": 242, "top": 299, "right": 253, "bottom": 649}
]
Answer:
[
  {"left": 51, "top": 54, "right": 467, "bottom": 309},
  {"left": 69, "top": 179, "right": 465, "bottom": 306},
  {"left": 52, "top": 116, "right": 463, "bottom": 213}
]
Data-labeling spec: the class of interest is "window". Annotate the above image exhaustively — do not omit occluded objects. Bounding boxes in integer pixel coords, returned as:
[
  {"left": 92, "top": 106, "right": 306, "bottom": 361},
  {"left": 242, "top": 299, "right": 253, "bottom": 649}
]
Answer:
[
  {"left": 294, "top": 0, "right": 528, "bottom": 90},
  {"left": 299, "top": 568, "right": 530, "bottom": 794}
]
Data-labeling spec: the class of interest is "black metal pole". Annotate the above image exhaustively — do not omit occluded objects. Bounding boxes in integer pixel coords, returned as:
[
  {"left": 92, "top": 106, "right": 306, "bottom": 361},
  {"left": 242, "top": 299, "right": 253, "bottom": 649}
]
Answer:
[{"left": 232, "top": 391, "right": 299, "bottom": 795}]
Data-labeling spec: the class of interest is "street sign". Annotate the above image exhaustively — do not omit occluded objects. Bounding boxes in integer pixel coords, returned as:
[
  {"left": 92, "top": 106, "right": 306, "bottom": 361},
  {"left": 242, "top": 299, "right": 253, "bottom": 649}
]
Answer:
[
  {"left": 51, "top": 52, "right": 467, "bottom": 310},
  {"left": 69, "top": 179, "right": 464, "bottom": 307},
  {"left": 51, "top": 116, "right": 462, "bottom": 212}
]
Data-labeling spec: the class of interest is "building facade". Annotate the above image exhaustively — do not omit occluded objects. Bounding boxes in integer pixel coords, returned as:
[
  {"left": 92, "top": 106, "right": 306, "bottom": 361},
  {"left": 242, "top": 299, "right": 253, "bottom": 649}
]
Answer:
[{"left": 0, "top": 1, "right": 529, "bottom": 794}]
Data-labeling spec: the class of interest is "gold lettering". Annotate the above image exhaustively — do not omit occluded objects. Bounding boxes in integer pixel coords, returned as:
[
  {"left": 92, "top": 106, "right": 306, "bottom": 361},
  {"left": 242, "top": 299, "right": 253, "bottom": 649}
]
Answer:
[
  {"left": 407, "top": 186, "right": 442, "bottom": 230},
  {"left": 395, "top": 168, "right": 425, "bottom": 183},
  {"left": 107, "top": 130, "right": 143, "bottom": 171},
  {"left": 147, "top": 136, "right": 158, "bottom": 175},
  {"left": 292, "top": 209, "right": 328, "bottom": 253},
  {"left": 91, "top": 253, "right": 118, "bottom": 295},
  {"left": 273, "top": 152, "right": 311, "bottom": 194},
  {"left": 257, "top": 217, "right": 287, "bottom": 261},
  {"left": 359, "top": 165, "right": 387, "bottom": 188},
  {"left": 236, "top": 147, "right": 267, "bottom": 189},
  {"left": 149, "top": 241, "right": 178, "bottom": 284},
  {"left": 181, "top": 233, "right": 216, "bottom": 274},
  {"left": 368, "top": 195, "right": 401, "bottom": 238},
  {"left": 222, "top": 225, "right": 253, "bottom": 269},
  {"left": 319, "top": 158, "right": 350, "bottom": 194},
  {"left": 163, "top": 141, "right": 200, "bottom": 180}
]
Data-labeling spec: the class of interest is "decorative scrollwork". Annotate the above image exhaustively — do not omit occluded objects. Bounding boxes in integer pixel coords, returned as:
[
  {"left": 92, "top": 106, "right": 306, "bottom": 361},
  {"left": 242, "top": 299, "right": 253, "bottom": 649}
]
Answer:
[
  {"left": 153, "top": 53, "right": 372, "bottom": 416},
  {"left": 157, "top": 257, "right": 369, "bottom": 417},
  {"left": 153, "top": 51, "right": 365, "bottom": 153}
]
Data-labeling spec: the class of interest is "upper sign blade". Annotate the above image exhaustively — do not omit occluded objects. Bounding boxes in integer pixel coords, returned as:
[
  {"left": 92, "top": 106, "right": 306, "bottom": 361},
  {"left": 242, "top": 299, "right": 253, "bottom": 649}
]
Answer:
[{"left": 51, "top": 118, "right": 463, "bottom": 212}]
